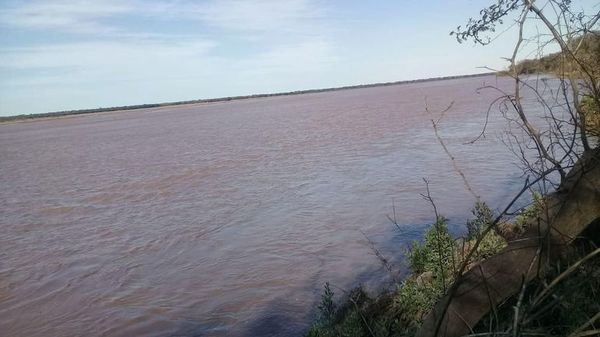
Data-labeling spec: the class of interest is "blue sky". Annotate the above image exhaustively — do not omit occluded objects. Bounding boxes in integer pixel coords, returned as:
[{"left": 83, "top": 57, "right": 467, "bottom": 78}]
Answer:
[{"left": 0, "top": 0, "right": 596, "bottom": 116}]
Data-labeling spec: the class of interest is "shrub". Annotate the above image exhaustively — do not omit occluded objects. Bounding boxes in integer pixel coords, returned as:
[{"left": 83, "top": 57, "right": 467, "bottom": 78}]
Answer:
[
  {"left": 581, "top": 95, "right": 600, "bottom": 137},
  {"left": 306, "top": 285, "right": 394, "bottom": 337},
  {"left": 407, "top": 241, "right": 428, "bottom": 275},
  {"left": 473, "top": 230, "right": 507, "bottom": 260},
  {"left": 408, "top": 217, "right": 456, "bottom": 287},
  {"left": 465, "top": 201, "right": 494, "bottom": 240},
  {"left": 317, "top": 282, "right": 336, "bottom": 324},
  {"left": 394, "top": 279, "right": 443, "bottom": 324},
  {"left": 463, "top": 201, "right": 507, "bottom": 260},
  {"left": 514, "top": 192, "right": 543, "bottom": 231}
]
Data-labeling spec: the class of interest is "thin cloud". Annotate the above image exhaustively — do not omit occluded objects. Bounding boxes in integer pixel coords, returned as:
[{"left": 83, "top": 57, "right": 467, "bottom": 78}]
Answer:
[
  {"left": 0, "top": 0, "right": 327, "bottom": 36},
  {"left": 0, "top": 0, "right": 132, "bottom": 33},
  {"left": 1, "top": 39, "right": 217, "bottom": 83},
  {"left": 189, "top": 0, "right": 325, "bottom": 32},
  {"left": 236, "top": 40, "right": 337, "bottom": 74}
]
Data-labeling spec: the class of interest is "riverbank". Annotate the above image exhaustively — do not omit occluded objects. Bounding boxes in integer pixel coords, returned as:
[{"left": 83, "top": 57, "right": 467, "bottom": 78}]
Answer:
[
  {"left": 305, "top": 201, "right": 512, "bottom": 336},
  {"left": 305, "top": 190, "right": 600, "bottom": 337},
  {"left": 0, "top": 72, "right": 494, "bottom": 123}
]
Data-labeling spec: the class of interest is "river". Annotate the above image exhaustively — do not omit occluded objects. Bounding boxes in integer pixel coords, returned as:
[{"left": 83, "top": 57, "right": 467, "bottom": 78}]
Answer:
[{"left": 0, "top": 74, "right": 530, "bottom": 336}]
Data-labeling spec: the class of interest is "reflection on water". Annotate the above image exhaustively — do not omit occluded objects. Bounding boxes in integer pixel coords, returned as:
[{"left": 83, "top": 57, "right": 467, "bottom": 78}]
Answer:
[{"left": 1, "top": 75, "right": 526, "bottom": 336}]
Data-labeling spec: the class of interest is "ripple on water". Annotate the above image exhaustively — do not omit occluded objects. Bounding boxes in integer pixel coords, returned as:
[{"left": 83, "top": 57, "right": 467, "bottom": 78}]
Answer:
[{"left": 0, "top": 75, "right": 548, "bottom": 336}]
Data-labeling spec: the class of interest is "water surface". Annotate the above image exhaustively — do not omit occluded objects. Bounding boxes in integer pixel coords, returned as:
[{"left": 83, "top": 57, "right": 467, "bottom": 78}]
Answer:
[{"left": 1, "top": 75, "right": 526, "bottom": 336}]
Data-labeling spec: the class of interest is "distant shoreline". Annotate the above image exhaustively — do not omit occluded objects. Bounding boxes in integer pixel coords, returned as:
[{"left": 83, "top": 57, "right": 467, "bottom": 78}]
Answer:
[{"left": 0, "top": 72, "right": 496, "bottom": 123}]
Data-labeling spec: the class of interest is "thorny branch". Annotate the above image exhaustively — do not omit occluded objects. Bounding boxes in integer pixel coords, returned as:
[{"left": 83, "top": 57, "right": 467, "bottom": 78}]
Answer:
[{"left": 425, "top": 100, "right": 480, "bottom": 201}]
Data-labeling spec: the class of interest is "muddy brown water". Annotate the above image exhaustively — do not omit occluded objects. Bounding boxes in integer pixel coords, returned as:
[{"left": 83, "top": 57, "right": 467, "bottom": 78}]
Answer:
[{"left": 1, "top": 75, "right": 531, "bottom": 336}]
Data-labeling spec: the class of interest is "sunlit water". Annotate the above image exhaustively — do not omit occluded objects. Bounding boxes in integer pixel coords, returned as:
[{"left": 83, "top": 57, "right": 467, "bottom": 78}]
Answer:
[{"left": 1, "top": 75, "right": 533, "bottom": 336}]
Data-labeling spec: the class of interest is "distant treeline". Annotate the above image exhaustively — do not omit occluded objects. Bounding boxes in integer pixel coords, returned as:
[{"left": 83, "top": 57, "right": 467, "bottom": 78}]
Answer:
[
  {"left": 505, "top": 31, "right": 600, "bottom": 136},
  {"left": 0, "top": 72, "right": 495, "bottom": 123},
  {"left": 510, "top": 32, "right": 600, "bottom": 75}
]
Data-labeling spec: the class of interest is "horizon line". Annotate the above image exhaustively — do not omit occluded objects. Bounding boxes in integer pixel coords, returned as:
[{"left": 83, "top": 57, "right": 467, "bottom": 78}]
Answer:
[{"left": 1, "top": 71, "right": 497, "bottom": 122}]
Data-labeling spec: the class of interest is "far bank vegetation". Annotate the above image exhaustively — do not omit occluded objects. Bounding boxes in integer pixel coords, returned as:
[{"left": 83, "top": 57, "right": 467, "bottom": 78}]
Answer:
[{"left": 508, "top": 31, "right": 600, "bottom": 136}]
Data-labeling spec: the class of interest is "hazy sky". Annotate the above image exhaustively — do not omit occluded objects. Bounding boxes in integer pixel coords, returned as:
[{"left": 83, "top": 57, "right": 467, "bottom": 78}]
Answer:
[{"left": 0, "top": 0, "right": 596, "bottom": 116}]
